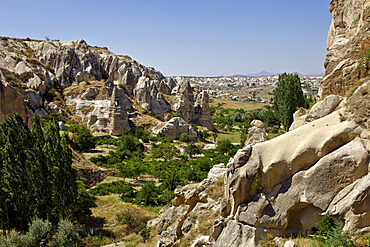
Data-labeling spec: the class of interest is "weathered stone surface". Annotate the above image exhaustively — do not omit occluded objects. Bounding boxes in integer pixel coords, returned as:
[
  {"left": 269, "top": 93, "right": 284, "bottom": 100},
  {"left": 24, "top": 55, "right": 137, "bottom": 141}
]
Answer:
[
  {"left": 0, "top": 80, "right": 31, "bottom": 125},
  {"left": 224, "top": 111, "right": 359, "bottom": 219},
  {"left": 152, "top": 164, "right": 226, "bottom": 246},
  {"left": 236, "top": 139, "right": 368, "bottom": 235},
  {"left": 172, "top": 78, "right": 215, "bottom": 131},
  {"left": 152, "top": 117, "right": 197, "bottom": 140},
  {"left": 214, "top": 220, "right": 257, "bottom": 247},
  {"left": 306, "top": 95, "right": 343, "bottom": 122},
  {"left": 244, "top": 119, "right": 268, "bottom": 146},
  {"left": 66, "top": 85, "right": 132, "bottom": 135},
  {"left": 289, "top": 107, "right": 308, "bottom": 131},
  {"left": 321, "top": 0, "right": 370, "bottom": 98}
]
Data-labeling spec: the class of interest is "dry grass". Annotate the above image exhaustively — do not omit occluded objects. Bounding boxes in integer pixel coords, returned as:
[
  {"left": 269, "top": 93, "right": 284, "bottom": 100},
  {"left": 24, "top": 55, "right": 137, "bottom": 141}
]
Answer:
[
  {"left": 91, "top": 194, "right": 159, "bottom": 246},
  {"left": 63, "top": 80, "right": 105, "bottom": 96},
  {"left": 210, "top": 97, "right": 267, "bottom": 110},
  {"left": 205, "top": 177, "right": 225, "bottom": 201}
]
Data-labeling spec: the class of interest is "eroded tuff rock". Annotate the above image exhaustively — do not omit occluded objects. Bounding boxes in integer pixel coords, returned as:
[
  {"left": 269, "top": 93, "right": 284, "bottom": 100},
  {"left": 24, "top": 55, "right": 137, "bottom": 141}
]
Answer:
[
  {"left": 290, "top": 94, "right": 344, "bottom": 130},
  {"left": 150, "top": 164, "right": 226, "bottom": 247},
  {"left": 0, "top": 38, "right": 215, "bottom": 133},
  {"left": 66, "top": 84, "right": 132, "bottom": 135},
  {"left": 172, "top": 78, "right": 215, "bottom": 131},
  {"left": 0, "top": 79, "right": 31, "bottom": 125},
  {"left": 152, "top": 117, "right": 197, "bottom": 140},
  {"left": 214, "top": 108, "right": 370, "bottom": 246},
  {"left": 321, "top": 0, "right": 370, "bottom": 97}
]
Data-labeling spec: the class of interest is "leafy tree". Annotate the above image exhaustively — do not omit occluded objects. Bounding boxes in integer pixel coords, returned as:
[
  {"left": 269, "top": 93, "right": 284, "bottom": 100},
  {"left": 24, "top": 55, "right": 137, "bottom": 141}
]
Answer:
[
  {"left": 273, "top": 73, "right": 308, "bottom": 130},
  {"left": 185, "top": 142, "right": 202, "bottom": 158},
  {"left": 135, "top": 181, "right": 158, "bottom": 206},
  {"left": 68, "top": 123, "right": 96, "bottom": 152},
  {"left": 116, "top": 157, "right": 145, "bottom": 180},
  {"left": 151, "top": 142, "right": 180, "bottom": 161},
  {"left": 116, "top": 135, "right": 144, "bottom": 159},
  {"left": 179, "top": 133, "right": 195, "bottom": 142},
  {"left": 216, "top": 139, "right": 233, "bottom": 156}
]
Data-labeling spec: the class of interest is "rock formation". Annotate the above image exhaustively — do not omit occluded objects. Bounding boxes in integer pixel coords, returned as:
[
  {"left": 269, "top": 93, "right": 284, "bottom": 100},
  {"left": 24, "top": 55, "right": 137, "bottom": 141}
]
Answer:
[
  {"left": 151, "top": 1, "right": 370, "bottom": 246},
  {"left": 321, "top": 0, "right": 370, "bottom": 98},
  {"left": 149, "top": 164, "right": 226, "bottom": 247},
  {"left": 151, "top": 117, "right": 197, "bottom": 140},
  {"left": 0, "top": 38, "right": 215, "bottom": 134},
  {"left": 0, "top": 79, "right": 31, "bottom": 125}
]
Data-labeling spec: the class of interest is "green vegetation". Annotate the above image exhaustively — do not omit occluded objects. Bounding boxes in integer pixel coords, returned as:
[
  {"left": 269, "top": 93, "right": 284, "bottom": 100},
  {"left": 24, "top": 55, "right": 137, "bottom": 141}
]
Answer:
[
  {"left": 358, "top": 48, "right": 370, "bottom": 70},
  {"left": 0, "top": 114, "right": 93, "bottom": 232},
  {"left": 67, "top": 123, "right": 97, "bottom": 152},
  {"left": 273, "top": 73, "right": 308, "bottom": 130}
]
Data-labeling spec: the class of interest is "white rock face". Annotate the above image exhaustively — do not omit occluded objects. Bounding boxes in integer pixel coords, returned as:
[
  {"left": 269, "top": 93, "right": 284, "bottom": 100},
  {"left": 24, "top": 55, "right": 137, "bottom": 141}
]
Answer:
[
  {"left": 152, "top": 117, "right": 197, "bottom": 140},
  {"left": 66, "top": 86, "right": 131, "bottom": 135}
]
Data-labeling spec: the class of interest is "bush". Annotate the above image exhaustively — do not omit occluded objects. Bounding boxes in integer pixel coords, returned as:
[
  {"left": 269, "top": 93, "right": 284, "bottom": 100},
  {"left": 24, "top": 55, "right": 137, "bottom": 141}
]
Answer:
[
  {"left": 179, "top": 133, "right": 195, "bottom": 142},
  {"left": 116, "top": 208, "right": 150, "bottom": 235},
  {"left": 68, "top": 123, "right": 96, "bottom": 152},
  {"left": 49, "top": 219, "right": 80, "bottom": 247}
]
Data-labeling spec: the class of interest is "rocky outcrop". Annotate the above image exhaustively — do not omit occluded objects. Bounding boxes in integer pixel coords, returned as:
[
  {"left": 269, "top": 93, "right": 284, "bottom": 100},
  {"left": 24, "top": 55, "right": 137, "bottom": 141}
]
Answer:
[
  {"left": 172, "top": 78, "right": 215, "bottom": 131},
  {"left": 0, "top": 80, "right": 31, "bottom": 125},
  {"left": 289, "top": 94, "right": 344, "bottom": 130},
  {"left": 151, "top": 117, "right": 197, "bottom": 140},
  {"left": 150, "top": 164, "right": 226, "bottom": 247},
  {"left": 65, "top": 83, "right": 132, "bottom": 135},
  {"left": 0, "top": 38, "right": 214, "bottom": 133},
  {"left": 320, "top": 0, "right": 370, "bottom": 98},
  {"left": 244, "top": 119, "right": 268, "bottom": 146}
]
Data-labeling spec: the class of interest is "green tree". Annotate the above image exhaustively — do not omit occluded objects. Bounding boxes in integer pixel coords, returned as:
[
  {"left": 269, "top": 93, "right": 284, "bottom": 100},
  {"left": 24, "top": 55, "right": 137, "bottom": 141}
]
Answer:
[
  {"left": 68, "top": 123, "right": 96, "bottom": 152},
  {"left": 0, "top": 114, "right": 90, "bottom": 232},
  {"left": 151, "top": 142, "right": 180, "bottom": 161},
  {"left": 185, "top": 142, "right": 202, "bottom": 158},
  {"left": 135, "top": 181, "right": 158, "bottom": 206},
  {"left": 216, "top": 139, "right": 233, "bottom": 156},
  {"left": 116, "top": 135, "right": 144, "bottom": 159},
  {"left": 273, "top": 73, "right": 308, "bottom": 130}
]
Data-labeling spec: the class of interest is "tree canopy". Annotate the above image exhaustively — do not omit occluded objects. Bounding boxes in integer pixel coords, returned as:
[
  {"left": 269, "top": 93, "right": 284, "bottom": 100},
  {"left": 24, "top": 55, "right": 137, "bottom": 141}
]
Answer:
[
  {"left": 273, "top": 73, "right": 308, "bottom": 130},
  {"left": 0, "top": 113, "right": 91, "bottom": 232}
]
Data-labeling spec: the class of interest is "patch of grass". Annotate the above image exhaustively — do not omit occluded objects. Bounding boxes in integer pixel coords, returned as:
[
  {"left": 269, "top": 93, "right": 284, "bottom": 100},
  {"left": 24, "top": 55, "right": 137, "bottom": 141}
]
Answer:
[
  {"left": 216, "top": 131, "right": 241, "bottom": 143},
  {"left": 210, "top": 97, "right": 268, "bottom": 110}
]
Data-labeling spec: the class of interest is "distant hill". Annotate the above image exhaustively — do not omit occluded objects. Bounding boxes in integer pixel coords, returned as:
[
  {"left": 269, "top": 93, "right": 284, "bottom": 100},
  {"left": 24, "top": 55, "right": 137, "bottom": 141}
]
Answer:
[{"left": 246, "top": 71, "right": 277, "bottom": 77}]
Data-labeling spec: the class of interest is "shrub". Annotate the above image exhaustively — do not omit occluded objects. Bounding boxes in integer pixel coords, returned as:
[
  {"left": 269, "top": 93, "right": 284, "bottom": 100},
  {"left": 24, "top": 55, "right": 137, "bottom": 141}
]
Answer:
[
  {"left": 179, "top": 133, "right": 195, "bottom": 142},
  {"left": 14, "top": 56, "right": 22, "bottom": 63},
  {"left": 49, "top": 219, "right": 80, "bottom": 247},
  {"left": 68, "top": 123, "right": 96, "bottom": 152}
]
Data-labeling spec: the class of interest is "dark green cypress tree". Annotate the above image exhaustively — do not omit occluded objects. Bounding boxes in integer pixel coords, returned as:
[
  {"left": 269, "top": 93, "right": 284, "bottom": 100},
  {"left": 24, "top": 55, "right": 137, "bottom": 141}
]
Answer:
[
  {"left": 0, "top": 113, "right": 34, "bottom": 231},
  {"left": 273, "top": 73, "right": 307, "bottom": 131},
  {"left": 0, "top": 114, "right": 81, "bottom": 231}
]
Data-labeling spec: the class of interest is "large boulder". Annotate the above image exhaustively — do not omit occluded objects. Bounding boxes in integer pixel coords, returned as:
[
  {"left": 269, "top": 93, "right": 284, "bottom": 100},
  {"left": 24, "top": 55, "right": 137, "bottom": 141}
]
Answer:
[{"left": 152, "top": 117, "right": 197, "bottom": 140}]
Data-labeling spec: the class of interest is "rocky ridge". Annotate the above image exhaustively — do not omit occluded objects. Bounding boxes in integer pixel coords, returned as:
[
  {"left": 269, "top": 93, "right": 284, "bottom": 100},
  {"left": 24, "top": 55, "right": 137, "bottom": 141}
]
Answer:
[
  {"left": 0, "top": 38, "right": 214, "bottom": 134},
  {"left": 152, "top": 0, "right": 370, "bottom": 246}
]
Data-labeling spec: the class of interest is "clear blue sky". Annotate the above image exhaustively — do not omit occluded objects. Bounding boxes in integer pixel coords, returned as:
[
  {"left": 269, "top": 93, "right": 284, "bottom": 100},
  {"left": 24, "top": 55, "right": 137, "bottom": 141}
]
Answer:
[{"left": 1, "top": 0, "right": 332, "bottom": 76}]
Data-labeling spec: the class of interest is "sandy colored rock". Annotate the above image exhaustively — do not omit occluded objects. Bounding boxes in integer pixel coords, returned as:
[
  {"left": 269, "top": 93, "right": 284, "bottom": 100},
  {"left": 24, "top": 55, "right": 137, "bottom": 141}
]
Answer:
[
  {"left": 152, "top": 117, "right": 197, "bottom": 140},
  {"left": 321, "top": 0, "right": 370, "bottom": 98}
]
